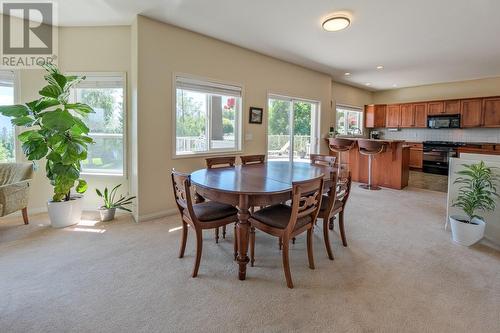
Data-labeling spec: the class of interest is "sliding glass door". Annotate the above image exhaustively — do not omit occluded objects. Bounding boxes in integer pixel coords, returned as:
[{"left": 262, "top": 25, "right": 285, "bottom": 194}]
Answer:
[{"left": 267, "top": 95, "right": 319, "bottom": 162}]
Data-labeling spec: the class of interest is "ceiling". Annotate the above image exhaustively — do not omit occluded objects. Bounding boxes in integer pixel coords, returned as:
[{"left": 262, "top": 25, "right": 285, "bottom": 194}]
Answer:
[{"left": 15, "top": 0, "right": 500, "bottom": 91}]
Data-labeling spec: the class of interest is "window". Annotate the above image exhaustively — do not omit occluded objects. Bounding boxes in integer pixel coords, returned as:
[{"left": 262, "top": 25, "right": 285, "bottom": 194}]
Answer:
[
  {"left": 336, "top": 105, "right": 363, "bottom": 136},
  {"left": 0, "top": 70, "right": 15, "bottom": 162},
  {"left": 267, "top": 95, "right": 319, "bottom": 162},
  {"left": 174, "top": 76, "right": 242, "bottom": 157},
  {"left": 71, "top": 73, "right": 125, "bottom": 175}
]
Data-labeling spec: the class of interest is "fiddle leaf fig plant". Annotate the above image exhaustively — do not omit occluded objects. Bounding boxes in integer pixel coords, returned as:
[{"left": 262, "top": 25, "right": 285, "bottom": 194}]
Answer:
[
  {"left": 452, "top": 161, "right": 499, "bottom": 222},
  {"left": 0, "top": 64, "right": 94, "bottom": 202}
]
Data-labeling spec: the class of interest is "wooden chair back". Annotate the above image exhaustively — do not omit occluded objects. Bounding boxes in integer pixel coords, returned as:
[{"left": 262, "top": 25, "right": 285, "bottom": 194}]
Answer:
[
  {"left": 310, "top": 154, "right": 336, "bottom": 167},
  {"left": 358, "top": 140, "right": 386, "bottom": 156},
  {"left": 336, "top": 172, "right": 352, "bottom": 209},
  {"left": 171, "top": 170, "right": 196, "bottom": 221},
  {"left": 321, "top": 168, "right": 339, "bottom": 217},
  {"left": 240, "top": 154, "right": 265, "bottom": 165},
  {"left": 328, "top": 138, "right": 355, "bottom": 152},
  {"left": 286, "top": 175, "right": 324, "bottom": 234},
  {"left": 205, "top": 156, "right": 236, "bottom": 168}
]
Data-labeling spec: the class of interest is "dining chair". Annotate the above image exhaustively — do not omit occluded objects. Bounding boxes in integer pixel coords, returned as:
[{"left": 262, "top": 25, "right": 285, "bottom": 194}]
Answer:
[
  {"left": 248, "top": 175, "right": 324, "bottom": 288},
  {"left": 205, "top": 156, "right": 236, "bottom": 241},
  {"left": 240, "top": 154, "right": 265, "bottom": 165},
  {"left": 320, "top": 171, "right": 352, "bottom": 248},
  {"left": 171, "top": 170, "right": 238, "bottom": 277},
  {"left": 310, "top": 154, "right": 336, "bottom": 167},
  {"left": 316, "top": 168, "right": 338, "bottom": 260},
  {"left": 205, "top": 156, "right": 236, "bottom": 169}
]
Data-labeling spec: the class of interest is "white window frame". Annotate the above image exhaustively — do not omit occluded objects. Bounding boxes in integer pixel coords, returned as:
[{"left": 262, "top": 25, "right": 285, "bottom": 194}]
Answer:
[
  {"left": 336, "top": 104, "right": 364, "bottom": 137},
  {"left": 0, "top": 70, "right": 19, "bottom": 162},
  {"left": 266, "top": 93, "right": 321, "bottom": 161},
  {"left": 172, "top": 73, "right": 243, "bottom": 159},
  {"left": 68, "top": 72, "right": 127, "bottom": 177}
]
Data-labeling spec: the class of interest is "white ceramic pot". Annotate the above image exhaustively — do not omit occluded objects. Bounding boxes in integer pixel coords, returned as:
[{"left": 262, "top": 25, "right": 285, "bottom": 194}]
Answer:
[
  {"left": 99, "top": 208, "right": 116, "bottom": 222},
  {"left": 449, "top": 215, "right": 486, "bottom": 246},
  {"left": 47, "top": 197, "right": 82, "bottom": 228}
]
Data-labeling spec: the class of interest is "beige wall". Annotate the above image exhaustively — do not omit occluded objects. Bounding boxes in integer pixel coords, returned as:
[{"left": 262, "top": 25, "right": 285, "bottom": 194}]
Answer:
[
  {"left": 17, "top": 26, "right": 131, "bottom": 213},
  {"left": 133, "top": 16, "right": 333, "bottom": 220},
  {"left": 373, "top": 77, "right": 500, "bottom": 104},
  {"left": 332, "top": 81, "right": 373, "bottom": 108}
]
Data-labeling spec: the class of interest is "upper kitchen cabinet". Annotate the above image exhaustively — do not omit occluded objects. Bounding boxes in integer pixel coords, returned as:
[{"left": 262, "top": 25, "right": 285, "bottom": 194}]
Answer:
[
  {"left": 400, "top": 104, "right": 414, "bottom": 128},
  {"left": 386, "top": 104, "right": 401, "bottom": 128},
  {"left": 460, "top": 99, "right": 483, "bottom": 128},
  {"left": 483, "top": 97, "right": 500, "bottom": 127},
  {"left": 444, "top": 100, "right": 460, "bottom": 115},
  {"left": 413, "top": 103, "right": 428, "bottom": 127},
  {"left": 365, "top": 104, "right": 386, "bottom": 128},
  {"left": 427, "top": 101, "right": 444, "bottom": 115}
]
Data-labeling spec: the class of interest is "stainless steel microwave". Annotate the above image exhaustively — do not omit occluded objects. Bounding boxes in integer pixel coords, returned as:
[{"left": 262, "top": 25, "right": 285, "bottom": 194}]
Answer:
[{"left": 427, "top": 115, "right": 460, "bottom": 129}]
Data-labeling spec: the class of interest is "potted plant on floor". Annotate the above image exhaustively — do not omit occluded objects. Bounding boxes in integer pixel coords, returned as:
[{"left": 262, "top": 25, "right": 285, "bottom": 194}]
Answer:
[
  {"left": 96, "top": 184, "right": 136, "bottom": 222},
  {"left": 0, "top": 65, "right": 94, "bottom": 228},
  {"left": 450, "top": 161, "right": 499, "bottom": 246}
]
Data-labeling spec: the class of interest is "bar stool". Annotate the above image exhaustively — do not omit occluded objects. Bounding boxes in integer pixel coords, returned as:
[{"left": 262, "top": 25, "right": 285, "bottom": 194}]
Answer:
[
  {"left": 327, "top": 138, "right": 355, "bottom": 172},
  {"left": 357, "top": 140, "right": 386, "bottom": 190}
]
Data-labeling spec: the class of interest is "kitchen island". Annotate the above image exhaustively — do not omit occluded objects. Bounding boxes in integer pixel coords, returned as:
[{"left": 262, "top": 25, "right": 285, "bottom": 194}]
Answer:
[{"left": 326, "top": 138, "right": 410, "bottom": 190}]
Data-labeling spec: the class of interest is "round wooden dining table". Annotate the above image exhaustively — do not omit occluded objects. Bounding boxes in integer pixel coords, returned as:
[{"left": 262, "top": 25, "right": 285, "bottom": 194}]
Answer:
[{"left": 190, "top": 161, "right": 331, "bottom": 280}]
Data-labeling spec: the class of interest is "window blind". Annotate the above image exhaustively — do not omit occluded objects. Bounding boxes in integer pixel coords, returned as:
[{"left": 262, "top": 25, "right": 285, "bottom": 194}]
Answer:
[
  {"left": 337, "top": 104, "right": 363, "bottom": 113},
  {"left": 176, "top": 76, "right": 242, "bottom": 97},
  {"left": 0, "top": 70, "right": 14, "bottom": 87},
  {"left": 74, "top": 74, "right": 124, "bottom": 89}
]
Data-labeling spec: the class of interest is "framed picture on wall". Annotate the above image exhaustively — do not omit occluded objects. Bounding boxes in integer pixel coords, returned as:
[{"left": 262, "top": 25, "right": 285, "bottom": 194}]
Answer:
[{"left": 249, "top": 107, "right": 263, "bottom": 124}]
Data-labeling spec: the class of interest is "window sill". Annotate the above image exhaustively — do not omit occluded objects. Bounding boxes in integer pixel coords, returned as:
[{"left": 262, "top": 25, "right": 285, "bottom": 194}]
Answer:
[
  {"left": 172, "top": 150, "right": 243, "bottom": 160},
  {"left": 81, "top": 172, "right": 125, "bottom": 177}
]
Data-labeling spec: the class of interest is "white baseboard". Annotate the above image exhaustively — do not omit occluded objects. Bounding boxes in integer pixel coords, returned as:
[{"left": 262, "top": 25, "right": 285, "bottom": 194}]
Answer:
[
  {"left": 481, "top": 237, "right": 500, "bottom": 251},
  {"left": 138, "top": 209, "right": 177, "bottom": 222}
]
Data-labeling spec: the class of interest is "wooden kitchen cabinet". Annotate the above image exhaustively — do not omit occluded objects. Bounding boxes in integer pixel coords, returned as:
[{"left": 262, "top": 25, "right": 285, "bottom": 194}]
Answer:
[
  {"left": 400, "top": 104, "right": 414, "bottom": 127},
  {"left": 483, "top": 97, "right": 500, "bottom": 127},
  {"left": 386, "top": 104, "right": 401, "bottom": 128},
  {"left": 413, "top": 103, "right": 427, "bottom": 127},
  {"left": 460, "top": 99, "right": 483, "bottom": 128},
  {"left": 365, "top": 104, "right": 386, "bottom": 128},
  {"left": 428, "top": 101, "right": 444, "bottom": 115},
  {"left": 407, "top": 142, "right": 423, "bottom": 169},
  {"left": 444, "top": 100, "right": 460, "bottom": 115}
]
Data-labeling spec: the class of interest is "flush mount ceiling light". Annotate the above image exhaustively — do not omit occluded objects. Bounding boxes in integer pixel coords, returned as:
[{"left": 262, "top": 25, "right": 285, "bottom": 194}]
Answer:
[
  {"left": 365, "top": 83, "right": 371, "bottom": 86},
  {"left": 322, "top": 15, "right": 351, "bottom": 32},
  {"left": 344, "top": 72, "right": 351, "bottom": 76},
  {"left": 376, "top": 65, "right": 384, "bottom": 70}
]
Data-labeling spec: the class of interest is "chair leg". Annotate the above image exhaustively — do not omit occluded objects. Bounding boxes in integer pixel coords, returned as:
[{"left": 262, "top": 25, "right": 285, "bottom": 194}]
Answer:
[
  {"left": 282, "top": 239, "right": 293, "bottom": 288},
  {"left": 22, "top": 207, "right": 29, "bottom": 225},
  {"left": 233, "top": 223, "right": 238, "bottom": 260},
  {"left": 250, "top": 226, "right": 255, "bottom": 267},
  {"left": 179, "top": 221, "right": 188, "bottom": 258},
  {"left": 307, "top": 229, "right": 315, "bottom": 269},
  {"left": 339, "top": 211, "right": 347, "bottom": 247},
  {"left": 192, "top": 229, "right": 203, "bottom": 278},
  {"left": 215, "top": 227, "right": 219, "bottom": 244},
  {"left": 323, "top": 219, "right": 334, "bottom": 260},
  {"left": 222, "top": 225, "right": 226, "bottom": 239}
]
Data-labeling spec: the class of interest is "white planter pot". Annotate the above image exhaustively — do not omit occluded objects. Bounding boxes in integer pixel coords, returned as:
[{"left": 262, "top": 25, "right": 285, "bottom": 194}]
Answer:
[
  {"left": 47, "top": 197, "right": 82, "bottom": 228},
  {"left": 99, "top": 208, "right": 116, "bottom": 222},
  {"left": 449, "top": 215, "right": 486, "bottom": 246}
]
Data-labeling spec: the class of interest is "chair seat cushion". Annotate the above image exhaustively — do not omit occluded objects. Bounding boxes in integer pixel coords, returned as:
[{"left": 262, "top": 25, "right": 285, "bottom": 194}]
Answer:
[
  {"left": 193, "top": 201, "right": 238, "bottom": 222},
  {"left": 320, "top": 195, "right": 343, "bottom": 212},
  {"left": 251, "top": 204, "right": 311, "bottom": 230}
]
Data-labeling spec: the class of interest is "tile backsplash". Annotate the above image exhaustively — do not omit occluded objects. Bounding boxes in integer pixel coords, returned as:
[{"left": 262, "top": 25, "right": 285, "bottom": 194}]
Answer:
[{"left": 375, "top": 128, "right": 500, "bottom": 143}]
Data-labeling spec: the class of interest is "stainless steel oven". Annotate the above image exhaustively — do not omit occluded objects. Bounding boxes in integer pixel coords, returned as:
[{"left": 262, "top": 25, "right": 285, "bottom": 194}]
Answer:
[{"left": 422, "top": 141, "right": 465, "bottom": 175}]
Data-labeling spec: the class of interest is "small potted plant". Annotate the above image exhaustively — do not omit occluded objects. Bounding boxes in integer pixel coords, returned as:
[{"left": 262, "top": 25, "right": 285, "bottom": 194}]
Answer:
[
  {"left": 450, "top": 161, "right": 499, "bottom": 246},
  {"left": 96, "top": 184, "right": 135, "bottom": 222}
]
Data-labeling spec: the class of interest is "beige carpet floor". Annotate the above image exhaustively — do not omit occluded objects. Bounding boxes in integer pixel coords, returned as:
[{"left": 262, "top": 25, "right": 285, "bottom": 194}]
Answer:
[{"left": 1, "top": 186, "right": 499, "bottom": 333}]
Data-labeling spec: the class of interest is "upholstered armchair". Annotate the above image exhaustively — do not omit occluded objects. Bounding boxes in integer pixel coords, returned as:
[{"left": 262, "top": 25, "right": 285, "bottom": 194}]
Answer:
[{"left": 0, "top": 163, "right": 34, "bottom": 224}]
